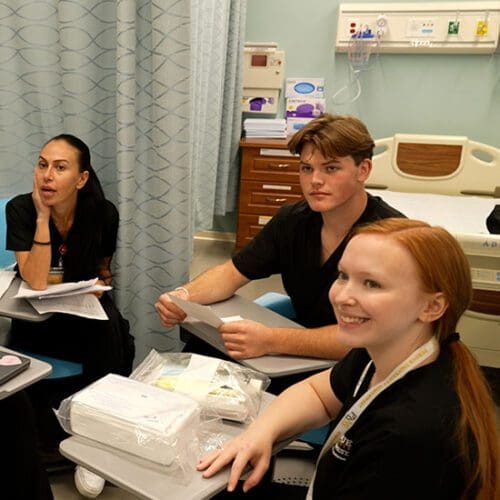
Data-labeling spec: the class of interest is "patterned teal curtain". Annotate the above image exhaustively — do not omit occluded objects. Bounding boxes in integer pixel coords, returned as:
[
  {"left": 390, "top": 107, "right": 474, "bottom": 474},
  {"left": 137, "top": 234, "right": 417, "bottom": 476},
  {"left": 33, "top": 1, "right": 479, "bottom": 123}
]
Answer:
[
  {"left": 190, "top": 0, "right": 246, "bottom": 229},
  {"left": 0, "top": 0, "right": 246, "bottom": 362},
  {"left": 0, "top": 1, "right": 191, "bottom": 363},
  {"left": 114, "top": 1, "right": 191, "bottom": 361}
]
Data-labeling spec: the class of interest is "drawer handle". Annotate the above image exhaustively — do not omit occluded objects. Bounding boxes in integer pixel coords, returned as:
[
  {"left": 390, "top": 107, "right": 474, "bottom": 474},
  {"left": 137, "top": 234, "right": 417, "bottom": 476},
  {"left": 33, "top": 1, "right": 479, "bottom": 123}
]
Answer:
[
  {"left": 266, "top": 197, "right": 287, "bottom": 203},
  {"left": 268, "top": 163, "right": 290, "bottom": 169}
]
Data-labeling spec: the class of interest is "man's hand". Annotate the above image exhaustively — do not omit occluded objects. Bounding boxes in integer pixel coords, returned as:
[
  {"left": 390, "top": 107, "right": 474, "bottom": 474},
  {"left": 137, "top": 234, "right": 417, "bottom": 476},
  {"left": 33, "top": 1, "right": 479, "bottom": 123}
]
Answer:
[
  {"left": 219, "top": 320, "right": 273, "bottom": 359},
  {"left": 155, "top": 288, "right": 189, "bottom": 327}
]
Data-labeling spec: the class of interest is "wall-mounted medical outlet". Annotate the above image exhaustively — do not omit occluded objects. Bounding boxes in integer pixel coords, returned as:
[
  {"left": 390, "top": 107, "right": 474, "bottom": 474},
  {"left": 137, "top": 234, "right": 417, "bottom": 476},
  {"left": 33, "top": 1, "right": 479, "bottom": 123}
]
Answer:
[
  {"left": 476, "top": 20, "right": 489, "bottom": 36},
  {"left": 448, "top": 21, "right": 460, "bottom": 35},
  {"left": 336, "top": 1, "right": 500, "bottom": 54}
]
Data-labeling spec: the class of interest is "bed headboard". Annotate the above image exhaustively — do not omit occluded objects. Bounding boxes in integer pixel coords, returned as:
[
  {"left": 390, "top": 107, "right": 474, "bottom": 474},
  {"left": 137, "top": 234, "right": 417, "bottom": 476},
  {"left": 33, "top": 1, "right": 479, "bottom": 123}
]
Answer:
[{"left": 369, "top": 134, "right": 500, "bottom": 198}]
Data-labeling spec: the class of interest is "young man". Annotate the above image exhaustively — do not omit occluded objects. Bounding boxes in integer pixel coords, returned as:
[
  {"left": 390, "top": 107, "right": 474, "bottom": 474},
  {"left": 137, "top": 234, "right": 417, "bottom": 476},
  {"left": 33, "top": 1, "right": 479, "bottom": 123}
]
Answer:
[{"left": 156, "top": 114, "right": 404, "bottom": 367}]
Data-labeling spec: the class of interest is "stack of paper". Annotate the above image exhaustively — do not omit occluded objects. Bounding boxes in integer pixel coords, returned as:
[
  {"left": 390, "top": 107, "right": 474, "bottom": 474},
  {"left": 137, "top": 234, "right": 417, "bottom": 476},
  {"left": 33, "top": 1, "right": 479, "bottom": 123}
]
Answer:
[
  {"left": 243, "top": 118, "right": 287, "bottom": 138},
  {"left": 15, "top": 278, "right": 111, "bottom": 320}
]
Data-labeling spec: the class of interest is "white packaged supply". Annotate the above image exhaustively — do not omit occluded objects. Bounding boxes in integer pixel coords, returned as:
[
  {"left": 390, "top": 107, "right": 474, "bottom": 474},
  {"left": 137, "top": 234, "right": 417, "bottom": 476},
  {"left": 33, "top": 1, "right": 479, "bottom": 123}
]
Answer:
[
  {"left": 131, "top": 351, "right": 270, "bottom": 423},
  {"left": 56, "top": 374, "right": 200, "bottom": 467}
]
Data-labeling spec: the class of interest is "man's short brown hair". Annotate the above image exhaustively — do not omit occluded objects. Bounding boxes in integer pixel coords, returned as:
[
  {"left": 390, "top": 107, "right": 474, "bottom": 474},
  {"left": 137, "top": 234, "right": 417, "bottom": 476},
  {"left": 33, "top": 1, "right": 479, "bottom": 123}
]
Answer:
[{"left": 288, "top": 113, "right": 375, "bottom": 165}]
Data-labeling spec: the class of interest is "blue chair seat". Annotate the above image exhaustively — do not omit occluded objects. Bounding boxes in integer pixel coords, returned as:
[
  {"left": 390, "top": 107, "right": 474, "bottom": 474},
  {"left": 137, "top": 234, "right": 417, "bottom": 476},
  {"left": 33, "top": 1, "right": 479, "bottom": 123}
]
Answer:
[
  {"left": 21, "top": 351, "right": 83, "bottom": 379},
  {"left": 254, "top": 292, "right": 297, "bottom": 320}
]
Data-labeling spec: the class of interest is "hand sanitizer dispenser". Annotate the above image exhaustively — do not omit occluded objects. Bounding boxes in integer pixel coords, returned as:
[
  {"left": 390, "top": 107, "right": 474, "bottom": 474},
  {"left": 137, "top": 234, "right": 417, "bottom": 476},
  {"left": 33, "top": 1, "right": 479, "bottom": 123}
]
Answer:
[{"left": 242, "top": 42, "right": 285, "bottom": 114}]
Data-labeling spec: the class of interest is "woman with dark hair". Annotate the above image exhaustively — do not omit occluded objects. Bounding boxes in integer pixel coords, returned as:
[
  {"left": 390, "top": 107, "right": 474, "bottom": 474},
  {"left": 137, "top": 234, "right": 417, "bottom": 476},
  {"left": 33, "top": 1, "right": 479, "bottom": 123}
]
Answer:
[
  {"left": 6, "top": 133, "right": 134, "bottom": 380},
  {"left": 198, "top": 219, "right": 498, "bottom": 499},
  {"left": 5, "top": 134, "right": 135, "bottom": 496}
]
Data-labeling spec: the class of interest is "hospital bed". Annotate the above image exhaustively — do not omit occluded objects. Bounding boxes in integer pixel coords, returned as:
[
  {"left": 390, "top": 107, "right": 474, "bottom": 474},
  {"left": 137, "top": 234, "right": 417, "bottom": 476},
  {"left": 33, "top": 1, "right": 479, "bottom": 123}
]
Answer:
[{"left": 368, "top": 134, "right": 500, "bottom": 368}]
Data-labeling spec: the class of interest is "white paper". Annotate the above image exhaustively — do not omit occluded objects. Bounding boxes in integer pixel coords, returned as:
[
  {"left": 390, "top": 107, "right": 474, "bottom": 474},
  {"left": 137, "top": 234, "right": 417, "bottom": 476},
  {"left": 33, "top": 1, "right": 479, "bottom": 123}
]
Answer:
[
  {"left": 32, "top": 284, "right": 111, "bottom": 299},
  {"left": 221, "top": 315, "right": 243, "bottom": 323},
  {"left": 15, "top": 278, "right": 111, "bottom": 300},
  {"left": 28, "top": 293, "right": 108, "bottom": 320},
  {"left": 168, "top": 294, "right": 224, "bottom": 328},
  {"left": 0, "top": 270, "right": 16, "bottom": 299}
]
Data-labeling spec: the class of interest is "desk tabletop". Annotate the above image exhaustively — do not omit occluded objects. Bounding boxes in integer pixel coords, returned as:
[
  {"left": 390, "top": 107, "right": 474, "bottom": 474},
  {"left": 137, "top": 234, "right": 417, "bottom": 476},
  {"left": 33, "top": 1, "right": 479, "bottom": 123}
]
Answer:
[
  {"left": 0, "top": 277, "right": 51, "bottom": 322},
  {"left": 0, "top": 346, "right": 52, "bottom": 400},
  {"left": 181, "top": 294, "right": 335, "bottom": 377},
  {"left": 60, "top": 393, "right": 293, "bottom": 500}
]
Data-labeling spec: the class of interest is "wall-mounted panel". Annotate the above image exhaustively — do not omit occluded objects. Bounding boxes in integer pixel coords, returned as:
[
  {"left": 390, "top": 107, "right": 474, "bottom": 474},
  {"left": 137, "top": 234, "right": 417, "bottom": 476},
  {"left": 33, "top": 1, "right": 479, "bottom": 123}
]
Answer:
[{"left": 336, "top": 1, "right": 500, "bottom": 53}]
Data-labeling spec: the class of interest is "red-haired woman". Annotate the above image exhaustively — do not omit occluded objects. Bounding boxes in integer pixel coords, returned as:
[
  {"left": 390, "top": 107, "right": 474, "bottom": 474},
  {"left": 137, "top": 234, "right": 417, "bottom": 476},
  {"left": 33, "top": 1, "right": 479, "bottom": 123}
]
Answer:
[{"left": 198, "top": 218, "right": 498, "bottom": 500}]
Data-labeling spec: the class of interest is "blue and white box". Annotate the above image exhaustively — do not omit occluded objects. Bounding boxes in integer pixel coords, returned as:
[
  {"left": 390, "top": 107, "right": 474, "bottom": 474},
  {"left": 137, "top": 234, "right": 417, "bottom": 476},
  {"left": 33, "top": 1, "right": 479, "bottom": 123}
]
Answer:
[
  {"left": 286, "top": 78, "right": 325, "bottom": 98},
  {"left": 286, "top": 117, "right": 314, "bottom": 136}
]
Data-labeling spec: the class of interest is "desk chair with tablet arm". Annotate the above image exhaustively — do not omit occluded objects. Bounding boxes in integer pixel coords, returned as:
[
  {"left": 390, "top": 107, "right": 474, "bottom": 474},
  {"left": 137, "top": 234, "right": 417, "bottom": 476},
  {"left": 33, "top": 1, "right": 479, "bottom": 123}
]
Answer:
[{"left": 0, "top": 198, "right": 83, "bottom": 380}]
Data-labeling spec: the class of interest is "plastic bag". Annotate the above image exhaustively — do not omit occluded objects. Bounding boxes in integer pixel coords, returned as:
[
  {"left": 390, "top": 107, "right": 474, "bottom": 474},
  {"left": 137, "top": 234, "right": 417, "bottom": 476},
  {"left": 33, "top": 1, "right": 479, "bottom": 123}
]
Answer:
[
  {"left": 55, "top": 373, "right": 200, "bottom": 483},
  {"left": 131, "top": 350, "right": 270, "bottom": 423}
]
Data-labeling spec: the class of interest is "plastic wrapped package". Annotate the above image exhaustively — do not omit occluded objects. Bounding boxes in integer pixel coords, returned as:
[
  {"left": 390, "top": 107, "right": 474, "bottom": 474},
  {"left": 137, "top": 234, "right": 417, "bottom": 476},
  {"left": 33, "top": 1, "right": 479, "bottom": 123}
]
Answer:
[
  {"left": 131, "top": 351, "right": 270, "bottom": 423},
  {"left": 56, "top": 374, "right": 201, "bottom": 478}
]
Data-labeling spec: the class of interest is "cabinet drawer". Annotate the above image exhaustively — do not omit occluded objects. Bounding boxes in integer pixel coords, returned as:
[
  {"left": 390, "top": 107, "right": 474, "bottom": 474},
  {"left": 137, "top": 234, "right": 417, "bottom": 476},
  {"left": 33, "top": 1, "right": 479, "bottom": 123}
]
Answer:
[
  {"left": 241, "top": 154, "right": 300, "bottom": 182},
  {"left": 235, "top": 214, "right": 272, "bottom": 249},
  {"left": 238, "top": 180, "right": 303, "bottom": 215}
]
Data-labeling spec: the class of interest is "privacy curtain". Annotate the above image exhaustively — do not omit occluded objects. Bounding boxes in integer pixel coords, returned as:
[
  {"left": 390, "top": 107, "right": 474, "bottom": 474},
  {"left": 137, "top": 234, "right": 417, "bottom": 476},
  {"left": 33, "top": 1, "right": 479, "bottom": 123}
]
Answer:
[
  {"left": 0, "top": 0, "right": 245, "bottom": 363},
  {"left": 190, "top": 0, "right": 246, "bottom": 229}
]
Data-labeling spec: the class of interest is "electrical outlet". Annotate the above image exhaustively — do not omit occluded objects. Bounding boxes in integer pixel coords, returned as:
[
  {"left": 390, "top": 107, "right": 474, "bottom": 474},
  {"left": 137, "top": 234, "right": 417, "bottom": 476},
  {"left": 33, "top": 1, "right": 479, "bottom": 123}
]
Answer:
[{"left": 406, "top": 18, "right": 436, "bottom": 38}]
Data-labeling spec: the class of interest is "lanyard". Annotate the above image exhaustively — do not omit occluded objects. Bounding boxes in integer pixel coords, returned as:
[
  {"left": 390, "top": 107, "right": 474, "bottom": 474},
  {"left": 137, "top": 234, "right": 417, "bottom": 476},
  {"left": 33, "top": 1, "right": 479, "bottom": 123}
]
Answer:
[{"left": 306, "top": 337, "right": 439, "bottom": 499}]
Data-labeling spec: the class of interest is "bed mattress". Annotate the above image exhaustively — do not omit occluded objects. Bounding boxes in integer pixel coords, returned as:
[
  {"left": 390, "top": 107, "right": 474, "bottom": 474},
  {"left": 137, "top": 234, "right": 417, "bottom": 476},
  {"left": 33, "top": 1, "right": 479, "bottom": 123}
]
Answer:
[{"left": 368, "top": 189, "right": 497, "bottom": 234}]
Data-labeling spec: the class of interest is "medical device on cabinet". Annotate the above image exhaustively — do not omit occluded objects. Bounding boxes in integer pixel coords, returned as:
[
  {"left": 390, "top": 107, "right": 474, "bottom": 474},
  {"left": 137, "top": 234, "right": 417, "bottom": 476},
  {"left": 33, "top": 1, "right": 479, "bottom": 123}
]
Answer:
[{"left": 242, "top": 42, "right": 285, "bottom": 114}]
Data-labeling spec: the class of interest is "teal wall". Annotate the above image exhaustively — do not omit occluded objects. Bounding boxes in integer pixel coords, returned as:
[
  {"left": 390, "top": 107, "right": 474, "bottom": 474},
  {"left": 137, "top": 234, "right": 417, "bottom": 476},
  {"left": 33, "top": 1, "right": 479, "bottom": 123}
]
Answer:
[{"left": 245, "top": 0, "right": 500, "bottom": 148}]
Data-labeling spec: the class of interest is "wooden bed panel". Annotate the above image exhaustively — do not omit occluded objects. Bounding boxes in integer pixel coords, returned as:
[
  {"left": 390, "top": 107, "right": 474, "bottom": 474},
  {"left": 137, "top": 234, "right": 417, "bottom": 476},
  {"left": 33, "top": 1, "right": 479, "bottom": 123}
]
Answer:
[
  {"left": 396, "top": 143, "right": 463, "bottom": 177},
  {"left": 470, "top": 289, "right": 500, "bottom": 316}
]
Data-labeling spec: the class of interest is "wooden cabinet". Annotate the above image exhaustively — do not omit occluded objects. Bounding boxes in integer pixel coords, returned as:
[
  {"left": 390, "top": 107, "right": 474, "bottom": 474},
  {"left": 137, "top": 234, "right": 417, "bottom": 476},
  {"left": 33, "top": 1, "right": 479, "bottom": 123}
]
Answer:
[{"left": 236, "top": 138, "right": 303, "bottom": 249}]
